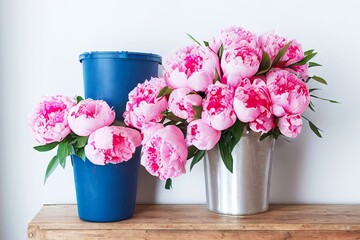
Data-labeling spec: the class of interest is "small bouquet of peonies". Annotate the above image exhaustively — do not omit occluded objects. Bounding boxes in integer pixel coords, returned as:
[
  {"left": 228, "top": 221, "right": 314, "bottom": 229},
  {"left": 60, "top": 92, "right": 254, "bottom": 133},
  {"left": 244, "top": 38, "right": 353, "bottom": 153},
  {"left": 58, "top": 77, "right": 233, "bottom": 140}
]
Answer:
[
  {"left": 29, "top": 96, "right": 141, "bottom": 183},
  {"left": 123, "top": 25, "right": 336, "bottom": 188}
]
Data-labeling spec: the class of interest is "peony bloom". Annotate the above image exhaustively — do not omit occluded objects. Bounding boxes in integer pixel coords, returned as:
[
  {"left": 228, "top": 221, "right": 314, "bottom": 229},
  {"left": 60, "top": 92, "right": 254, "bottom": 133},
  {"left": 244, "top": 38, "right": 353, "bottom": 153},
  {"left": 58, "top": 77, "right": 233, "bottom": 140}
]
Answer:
[
  {"left": 259, "top": 33, "right": 304, "bottom": 67},
  {"left": 266, "top": 68, "right": 310, "bottom": 117},
  {"left": 221, "top": 46, "right": 262, "bottom": 86},
  {"left": 123, "top": 77, "right": 168, "bottom": 130},
  {"left": 68, "top": 99, "right": 115, "bottom": 136},
  {"left": 234, "top": 79, "right": 274, "bottom": 133},
  {"left": 141, "top": 125, "right": 187, "bottom": 180},
  {"left": 168, "top": 88, "right": 202, "bottom": 122},
  {"left": 85, "top": 126, "right": 141, "bottom": 165},
  {"left": 278, "top": 114, "right": 302, "bottom": 138},
  {"left": 163, "top": 45, "right": 220, "bottom": 92},
  {"left": 220, "top": 25, "right": 259, "bottom": 49},
  {"left": 202, "top": 82, "right": 237, "bottom": 131},
  {"left": 288, "top": 63, "right": 309, "bottom": 81},
  {"left": 29, "top": 95, "right": 76, "bottom": 144},
  {"left": 186, "top": 119, "right": 221, "bottom": 150}
]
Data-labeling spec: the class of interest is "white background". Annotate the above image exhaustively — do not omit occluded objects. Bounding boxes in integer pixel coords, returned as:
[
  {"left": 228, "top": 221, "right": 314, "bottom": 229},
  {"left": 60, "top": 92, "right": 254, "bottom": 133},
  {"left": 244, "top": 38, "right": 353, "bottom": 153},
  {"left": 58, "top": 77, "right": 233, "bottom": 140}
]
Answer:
[{"left": 1, "top": 0, "right": 360, "bottom": 239}]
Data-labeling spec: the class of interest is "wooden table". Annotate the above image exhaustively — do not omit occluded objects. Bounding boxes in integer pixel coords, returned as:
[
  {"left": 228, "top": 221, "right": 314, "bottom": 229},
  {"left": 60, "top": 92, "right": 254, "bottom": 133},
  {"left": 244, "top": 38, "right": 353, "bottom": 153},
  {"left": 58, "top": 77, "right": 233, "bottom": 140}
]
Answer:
[{"left": 27, "top": 204, "right": 360, "bottom": 239}]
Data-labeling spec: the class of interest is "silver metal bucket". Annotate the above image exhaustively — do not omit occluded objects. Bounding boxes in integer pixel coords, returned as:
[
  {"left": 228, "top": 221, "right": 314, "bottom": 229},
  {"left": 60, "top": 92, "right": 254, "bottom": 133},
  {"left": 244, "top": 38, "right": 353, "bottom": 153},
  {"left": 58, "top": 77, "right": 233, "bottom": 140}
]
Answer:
[{"left": 204, "top": 131, "right": 275, "bottom": 215}]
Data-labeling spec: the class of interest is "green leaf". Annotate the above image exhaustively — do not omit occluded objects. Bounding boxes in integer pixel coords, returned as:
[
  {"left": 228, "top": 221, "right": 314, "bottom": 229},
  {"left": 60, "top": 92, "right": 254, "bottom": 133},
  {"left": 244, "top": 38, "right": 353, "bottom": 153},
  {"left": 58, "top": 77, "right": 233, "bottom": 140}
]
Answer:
[
  {"left": 157, "top": 86, "right": 173, "bottom": 98},
  {"left": 33, "top": 142, "right": 59, "bottom": 152},
  {"left": 74, "top": 136, "right": 88, "bottom": 148},
  {"left": 290, "top": 52, "right": 317, "bottom": 67},
  {"left": 304, "top": 49, "right": 314, "bottom": 55},
  {"left": 310, "top": 95, "right": 339, "bottom": 103},
  {"left": 190, "top": 150, "right": 205, "bottom": 171},
  {"left": 228, "top": 120, "right": 245, "bottom": 151},
  {"left": 167, "top": 112, "right": 185, "bottom": 122},
  {"left": 112, "top": 120, "right": 126, "bottom": 126},
  {"left": 57, "top": 141, "right": 71, "bottom": 168},
  {"left": 311, "top": 75, "right": 328, "bottom": 85},
  {"left": 44, "top": 155, "right": 60, "bottom": 184},
  {"left": 186, "top": 33, "right": 202, "bottom": 46},
  {"left": 309, "top": 62, "right": 322, "bottom": 68},
  {"left": 218, "top": 140, "right": 233, "bottom": 173},
  {"left": 256, "top": 51, "right": 272, "bottom": 75},
  {"left": 214, "top": 68, "right": 220, "bottom": 83},
  {"left": 76, "top": 96, "right": 84, "bottom": 104},
  {"left": 75, "top": 147, "right": 86, "bottom": 161},
  {"left": 272, "top": 41, "right": 292, "bottom": 67},
  {"left": 309, "top": 121, "right": 322, "bottom": 138},
  {"left": 302, "top": 116, "right": 323, "bottom": 138},
  {"left": 203, "top": 41, "right": 209, "bottom": 47},
  {"left": 260, "top": 130, "right": 273, "bottom": 141},
  {"left": 192, "top": 105, "right": 203, "bottom": 120},
  {"left": 165, "top": 178, "right": 172, "bottom": 190},
  {"left": 217, "top": 44, "right": 224, "bottom": 60},
  {"left": 309, "top": 88, "right": 321, "bottom": 93},
  {"left": 308, "top": 101, "right": 316, "bottom": 112},
  {"left": 187, "top": 145, "right": 198, "bottom": 160}
]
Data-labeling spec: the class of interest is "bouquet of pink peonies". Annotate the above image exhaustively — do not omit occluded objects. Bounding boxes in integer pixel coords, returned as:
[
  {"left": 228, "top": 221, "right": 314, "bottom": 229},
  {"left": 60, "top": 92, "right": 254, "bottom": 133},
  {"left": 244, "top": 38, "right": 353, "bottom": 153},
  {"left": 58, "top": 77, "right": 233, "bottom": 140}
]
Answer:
[
  {"left": 29, "top": 96, "right": 141, "bottom": 183},
  {"left": 123, "top": 26, "right": 336, "bottom": 188}
]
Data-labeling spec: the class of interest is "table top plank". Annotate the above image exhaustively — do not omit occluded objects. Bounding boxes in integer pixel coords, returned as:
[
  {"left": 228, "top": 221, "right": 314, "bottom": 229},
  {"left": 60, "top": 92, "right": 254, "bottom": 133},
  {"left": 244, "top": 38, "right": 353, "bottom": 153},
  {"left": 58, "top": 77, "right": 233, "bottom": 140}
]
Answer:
[{"left": 28, "top": 204, "right": 360, "bottom": 232}]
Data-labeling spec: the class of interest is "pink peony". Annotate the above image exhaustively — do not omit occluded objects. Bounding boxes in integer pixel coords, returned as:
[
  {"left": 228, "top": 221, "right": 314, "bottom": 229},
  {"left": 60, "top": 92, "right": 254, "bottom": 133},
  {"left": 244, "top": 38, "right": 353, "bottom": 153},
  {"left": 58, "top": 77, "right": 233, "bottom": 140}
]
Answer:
[
  {"left": 186, "top": 119, "right": 221, "bottom": 150},
  {"left": 163, "top": 45, "right": 220, "bottom": 91},
  {"left": 84, "top": 126, "right": 141, "bottom": 165},
  {"left": 288, "top": 64, "right": 309, "bottom": 81},
  {"left": 221, "top": 46, "right": 262, "bottom": 86},
  {"left": 234, "top": 79, "right": 274, "bottom": 133},
  {"left": 68, "top": 99, "right": 115, "bottom": 136},
  {"left": 29, "top": 95, "right": 76, "bottom": 144},
  {"left": 266, "top": 69, "right": 310, "bottom": 117},
  {"left": 141, "top": 125, "right": 187, "bottom": 180},
  {"left": 202, "top": 82, "right": 237, "bottom": 131},
  {"left": 123, "top": 77, "right": 168, "bottom": 130},
  {"left": 220, "top": 25, "right": 259, "bottom": 49},
  {"left": 278, "top": 114, "right": 302, "bottom": 138},
  {"left": 168, "top": 88, "right": 202, "bottom": 122},
  {"left": 208, "top": 36, "right": 222, "bottom": 54},
  {"left": 259, "top": 33, "right": 304, "bottom": 67}
]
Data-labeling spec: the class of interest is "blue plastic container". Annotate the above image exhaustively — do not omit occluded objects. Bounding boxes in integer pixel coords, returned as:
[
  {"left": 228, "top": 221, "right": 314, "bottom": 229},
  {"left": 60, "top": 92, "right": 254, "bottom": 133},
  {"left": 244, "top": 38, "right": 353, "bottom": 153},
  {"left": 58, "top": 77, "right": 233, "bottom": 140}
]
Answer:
[
  {"left": 71, "top": 150, "right": 140, "bottom": 222},
  {"left": 74, "top": 51, "right": 161, "bottom": 222}
]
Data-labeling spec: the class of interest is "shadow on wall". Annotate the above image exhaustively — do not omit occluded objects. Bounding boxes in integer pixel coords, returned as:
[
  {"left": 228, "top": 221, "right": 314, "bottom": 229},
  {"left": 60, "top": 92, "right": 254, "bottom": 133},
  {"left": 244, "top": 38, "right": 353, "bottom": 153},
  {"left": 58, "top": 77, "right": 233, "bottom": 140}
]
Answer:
[
  {"left": 270, "top": 136, "right": 310, "bottom": 203},
  {"left": 136, "top": 167, "right": 159, "bottom": 204}
]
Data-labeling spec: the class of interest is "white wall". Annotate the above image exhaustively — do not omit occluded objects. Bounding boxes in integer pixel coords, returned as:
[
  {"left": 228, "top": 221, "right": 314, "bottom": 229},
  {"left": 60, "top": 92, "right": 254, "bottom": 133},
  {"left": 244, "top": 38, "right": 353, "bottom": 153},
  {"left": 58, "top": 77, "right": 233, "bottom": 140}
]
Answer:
[{"left": 1, "top": 0, "right": 360, "bottom": 239}]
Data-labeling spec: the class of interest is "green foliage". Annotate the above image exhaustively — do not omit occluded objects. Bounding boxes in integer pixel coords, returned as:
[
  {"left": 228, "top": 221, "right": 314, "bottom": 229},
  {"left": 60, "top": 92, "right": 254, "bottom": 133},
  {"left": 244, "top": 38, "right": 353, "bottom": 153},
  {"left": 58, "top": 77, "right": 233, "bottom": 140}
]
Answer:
[
  {"left": 165, "top": 178, "right": 172, "bottom": 190},
  {"left": 76, "top": 96, "right": 84, "bottom": 104},
  {"left": 44, "top": 155, "right": 60, "bottom": 184},
  {"left": 34, "top": 142, "right": 59, "bottom": 152},
  {"left": 311, "top": 75, "right": 328, "bottom": 85},
  {"left": 217, "top": 44, "right": 224, "bottom": 60},
  {"left": 157, "top": 86, "right": 173, "bottom": 98},
  {"left": 38, "top": 133, "right": 91, "bottom": 183},
  {"left": 218, "top": 120, "right": 245, "bottom": 173},
  {"left": 192, "top": 105, "right": 203, "bottom": 120},
  {"left": 186, "top": 33, "right": 202, "bottom": 46},
  {"left": 302, "top": 116, "right": 323, "bottom": 138},
  {"left": 190, "top": 150, "right": 206, "bottom": 171},
  {"left": 272, "top": 41, "right": 292, "bottom": 67},
  {"left": 256, "top": 51, "right": 272, "bottom": 75}
]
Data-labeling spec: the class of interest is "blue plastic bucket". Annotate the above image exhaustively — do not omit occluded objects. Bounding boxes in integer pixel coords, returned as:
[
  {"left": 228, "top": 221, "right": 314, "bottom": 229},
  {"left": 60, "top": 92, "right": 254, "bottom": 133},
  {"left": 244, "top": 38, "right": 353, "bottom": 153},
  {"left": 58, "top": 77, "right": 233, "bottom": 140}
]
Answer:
[
  {"left": 74, "top": 51, "right": 161, "bottom": 222},
  {"left": 79, "top": 51, "right": 162, "bottom": 120}
]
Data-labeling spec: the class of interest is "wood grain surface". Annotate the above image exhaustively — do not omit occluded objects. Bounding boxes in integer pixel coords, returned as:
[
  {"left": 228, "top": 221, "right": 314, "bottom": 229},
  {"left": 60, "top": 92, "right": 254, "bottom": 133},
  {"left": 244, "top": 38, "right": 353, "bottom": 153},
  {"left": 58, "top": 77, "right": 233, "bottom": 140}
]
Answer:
[{"left": 27, "top": 204, "right": 360, "bottom": 240}]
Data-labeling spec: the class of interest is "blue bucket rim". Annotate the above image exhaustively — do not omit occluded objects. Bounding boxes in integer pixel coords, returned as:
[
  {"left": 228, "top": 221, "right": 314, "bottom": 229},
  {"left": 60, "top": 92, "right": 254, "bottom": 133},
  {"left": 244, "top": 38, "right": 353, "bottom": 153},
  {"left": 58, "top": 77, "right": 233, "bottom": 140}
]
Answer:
[{"left": 79, "top": 51, "right": 162, "bottom": 64}]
